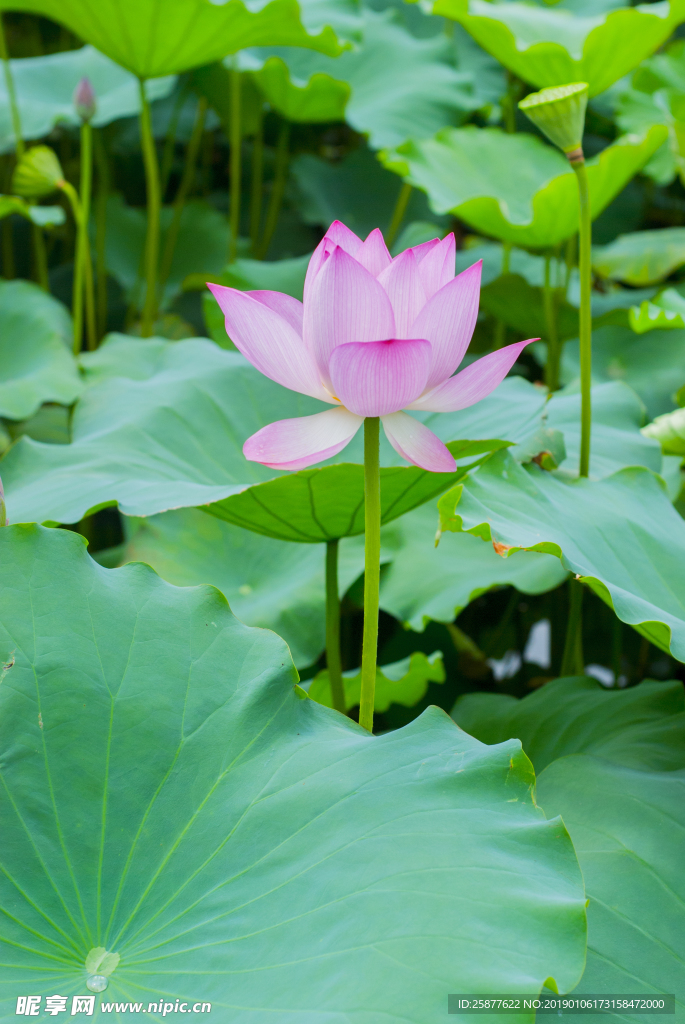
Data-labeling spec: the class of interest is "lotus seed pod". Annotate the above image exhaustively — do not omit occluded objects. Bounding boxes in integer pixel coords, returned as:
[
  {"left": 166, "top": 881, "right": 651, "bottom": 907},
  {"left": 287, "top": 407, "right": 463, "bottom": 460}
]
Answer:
[
  {"left": 519, "top": 82, "right": 589, "bottom": 162},
  {"left": 74, "top": 76, "right": 97, "bottom": 123},
  {"left": 11, "top": 145, "right": 64, "bottom": 198}
]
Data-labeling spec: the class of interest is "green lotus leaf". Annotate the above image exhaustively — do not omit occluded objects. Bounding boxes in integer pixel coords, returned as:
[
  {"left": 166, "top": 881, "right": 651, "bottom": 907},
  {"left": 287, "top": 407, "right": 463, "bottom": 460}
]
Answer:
[
  {"left": 0, "top": 280, "right": 81, "bottom": 421},
  {"left": 629, "top": 296, "right": 685, "bottom": 334},
  {"left": 0, "top": 524, "right": 587, "bottom": 1015},
  {"left": 0, "top": 194, "right": 64, "bottom": 227},
  {"left": 1, "top": 336, "right": 526, "bottom": 537},
  {"left": 309, "top": 650, "right": 445, "bottom": 712},
  {"left": 538, "top": 756, "right": 685, "bottom": 1019},
  {"left": 438, "top": 449, "right": 685, "bottom": 661},
  {"left": 0, "top": 0, "right": 357, "bottom": 78},
  {"left": 561, "top": 324, "right": 685, "bottom": 418},
  {"left": 433, "top": 0, "right": 685, "bottom": 98},
  {"left": 380, "top": 124, "right": 666, "bottom": 248},
  {"left": 593, "top": 226, "right": 685, "bottom": 284},
  {"left": 452, "top": 676, "right": 685, "bottom": 773},
  {"left": 0, "top": 46, "right": 175, "bottom": 153},
  {"left": 99, "top": 506, "right": 387, "bottom": 668},
  {"left": 292, "top": 145, "right": 445, "bottom": 240},
  {"left": 616, "top": 87, "right": 683, "bottom": 186},
  {"left": 379, "top": 502, "right": 568, "bottom": 631},
  {"left": 240, "top": 8, "right": 481, "bottom": 145}
]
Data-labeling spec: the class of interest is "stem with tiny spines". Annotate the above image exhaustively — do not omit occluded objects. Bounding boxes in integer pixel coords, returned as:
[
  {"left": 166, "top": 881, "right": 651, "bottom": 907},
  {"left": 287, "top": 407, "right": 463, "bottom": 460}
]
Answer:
[
  {"left": 94, "top": 128, "right": 109, "bottom": 339},
  {"left": 325, "top": 540, "right": 346, "bottom": 716},
  {"left": 386, "top": 181, "right": 411, "bottom": 249},
  {"left": 572, "top": 158, "right": 592, "bottom": 477},
  {"left": 159, "top": 96, "right": 207, "bottom": 289},
  {"left": 60, "top": 180, "right": 84, "bottom": 354},
  {"left": 359, "top": 417, "right": 381, "bottom": 733},
  {"left": 228, "top": 64, "right": 241, "bottom": 263},
  {"left": 80, "top": 121, "right": 96, "bottom": 350},
  {"left": 138, "top": 78, "right": 161, "bottom": 337},
  {"left": 560, "top": 578, "right": 584, "bottom": 677}
]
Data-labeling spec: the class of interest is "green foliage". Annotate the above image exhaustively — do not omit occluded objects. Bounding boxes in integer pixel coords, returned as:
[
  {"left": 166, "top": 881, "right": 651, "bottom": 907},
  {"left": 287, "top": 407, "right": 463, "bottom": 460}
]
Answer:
[
  {"left": 643, "top": 406, "right": 685, "bottom": 455},
  {"left": 380, "top": 502, "right": 568, "bottom": 630},
  {"left": 242, "top": 8, "right": 482, "bottom": 145},
  {"left": 453, "top": 676, "right": 685, "bottom": 773},
  {"left": 561, "top": 325, "right": 685, "bottom": 418},
  {"left": 538, "top": 758, "right": 685, "bottom": 1019},
  {"left": 309, "top": 650, "right": 445, "bottom": 711},
  {"left": 435, "top": 0, "right": 685, "bottom": 97},
  {"left": 0, "top": 525, "right": 588, "bottom": 1013},
  {"left": 438, "top": 449, "right": 685, "bottom": 660},
  {"left": 0, "top": 281, "right": 81, "bottom": 420},
  {"left": 0, "top": 0, "right": 356, "bottom": 78},
  {"left": 381, "top": 124, "right": 666, "bottom": 248},
  {"left": 0, "top": 46, "right": 175, "bottom": 152},
  {"left": 593, "top": 226, "right": 685, "bottom": 285}
]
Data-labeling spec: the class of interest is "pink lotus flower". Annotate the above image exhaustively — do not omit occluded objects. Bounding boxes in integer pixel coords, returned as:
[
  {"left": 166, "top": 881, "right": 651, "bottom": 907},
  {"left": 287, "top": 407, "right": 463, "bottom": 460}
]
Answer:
[{"left": 208, "top": 221, "right": 534, "bottom": 474}]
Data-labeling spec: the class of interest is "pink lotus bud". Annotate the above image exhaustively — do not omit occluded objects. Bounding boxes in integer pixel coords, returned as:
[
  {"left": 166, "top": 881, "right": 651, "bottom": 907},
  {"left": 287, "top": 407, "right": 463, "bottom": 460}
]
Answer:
[{"left": 74, "top": 77, "right": 96, "bottom": 123}]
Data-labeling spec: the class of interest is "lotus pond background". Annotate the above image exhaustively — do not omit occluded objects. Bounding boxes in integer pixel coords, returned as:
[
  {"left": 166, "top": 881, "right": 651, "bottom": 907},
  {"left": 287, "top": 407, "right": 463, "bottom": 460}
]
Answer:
[{"left": 0, "top": 0, "right": 684, "bottom": 1020}]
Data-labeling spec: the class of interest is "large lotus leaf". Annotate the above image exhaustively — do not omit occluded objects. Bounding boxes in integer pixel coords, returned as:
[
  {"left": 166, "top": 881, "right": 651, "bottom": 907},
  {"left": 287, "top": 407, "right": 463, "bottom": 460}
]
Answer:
[
  {"left": 1, "top": 337, "right": 523, "bottom": 535},
  {"left": 593, "top": 226, "right": 685, "bottom": 285},
  {"left": 380, "top": 125, "right": 667, "bottom": 248},
  {"left": 105, "top": 507, "right": 387, "bottom": 669},
  {"left": 292, "top": 145, "right": 445, "bottom": 240},
  {"left": 452, "top": 676, "right": 685, "bottom": 774},
  {"left": 380, "top": 502, "right": 568, "bottom": 631},
  {"left": 0, "top": 525, "right": 587, "bottom": 1016},
  {"left": 616, "top": 87, "right": 682, "bottom": 187},
  {"left": 0, "top": 0, "right": 356, "bottom": 78},
  {"left": 543, "top": 381, "right": 662, "bottom": 478},
  {"left": 538, "top": 757, "right": 685, "bottom": 1020},
  {"left": 240, "top": 9, "right": 480, "bottom": 145},
  {"left": 308, "top": 650, "right": 445, "bottom": 712},
  {"left": 0, "top": 47, "right": 175, "bottom": 154},
  {"left": 104, "top": 195, "right": 230, "bottom": 311},
  {"left": 560, "top": 324, "right": 685, "bottom": 419},
  {"left": 433, "top": 0, "right": 685, "bottom": 98},
  {"left": 0, "top": 280, "right": 81, "bottom": 421},
  {"left": 438, "top": 450, "right": 685, "bottom": 661}
]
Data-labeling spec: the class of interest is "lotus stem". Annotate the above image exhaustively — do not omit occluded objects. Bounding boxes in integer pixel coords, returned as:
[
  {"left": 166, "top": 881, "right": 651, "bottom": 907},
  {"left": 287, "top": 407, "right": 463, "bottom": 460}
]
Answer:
[
  {"left": 159, "top": 95, "right": 207, "bottom": 290},
  {"left": 229, "top": 64, "right": 241, "bottom": 264},
  {"left": 60, "top": 180, "right": 84, "bottom": 353},
  {"left": 249, "top": 105, "right": 264, "bottom": 255},
  {"left": 80, "top": 121, "right": 96, "bottom": 350},
  {"left": 325, "top": 539, "right": 346, "bottom": 716},
  {"left": 386, "top": 181, "right": 411, "bottom": 249},
  {"left": 359, "top": 416, "right": 381, "bottom": 733},
  {"left": 493, "top": 242, "right": 512, "bottom": 349},
  {"left": 543, "top": 251, "right": 560, "bottom": 390},
  {"left": 560, "top": 577, "right": 584, "bottom": 677},
  {"left": 256, "top": 119, "right": 290, "bottom": 260},
  {"left": 138, "top": 78, "right": 161, "bottom": 337},
  {"left": 94, "top": 128, "right": 109, "bottom": 339},
  {"left": 572, "top": 157, "right": 592, "bottom": 477},
  {"left": 160, "top": 79, "right": 192, "bottom": 198},
  {"left": 31, "top": 223, "right": 48, "bottom": 290}
]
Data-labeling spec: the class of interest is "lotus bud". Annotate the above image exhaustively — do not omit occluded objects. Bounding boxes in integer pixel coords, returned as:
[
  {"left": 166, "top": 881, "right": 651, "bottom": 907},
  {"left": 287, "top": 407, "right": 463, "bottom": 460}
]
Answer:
[
  {"left": 519, "top": 82, "right": 589, "bottom": 164},
  {"left": 11, "top": 145, "right": 64, "bottom": 198},
  {"left": 642, "top": 407, "right": 685, "bottom": 456},
  {"left": 74, "top": 76, "right": 96, "bottom": 123}
]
